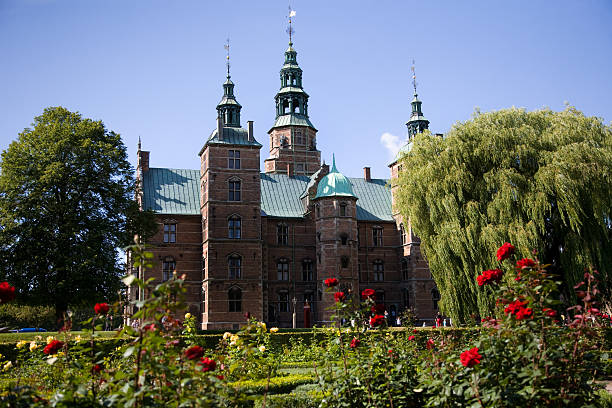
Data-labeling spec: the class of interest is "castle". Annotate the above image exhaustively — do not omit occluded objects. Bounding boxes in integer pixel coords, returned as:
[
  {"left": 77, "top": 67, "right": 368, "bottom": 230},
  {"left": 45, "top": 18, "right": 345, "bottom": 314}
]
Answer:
[{"left": 130, "top": 39, "right": 439, "bottom": 330}]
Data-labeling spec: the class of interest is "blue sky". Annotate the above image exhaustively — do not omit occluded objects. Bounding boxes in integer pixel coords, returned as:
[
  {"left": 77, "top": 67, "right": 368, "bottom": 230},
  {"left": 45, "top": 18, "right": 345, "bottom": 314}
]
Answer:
[{"left": 1, "top": 0, "right": 611, "bottom": 179}]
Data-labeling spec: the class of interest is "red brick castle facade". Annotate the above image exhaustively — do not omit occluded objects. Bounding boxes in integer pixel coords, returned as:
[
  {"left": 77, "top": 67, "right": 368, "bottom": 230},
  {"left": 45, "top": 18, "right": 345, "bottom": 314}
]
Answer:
[{"left": 130, "top": 41, "right": 439, "bottom": 330}]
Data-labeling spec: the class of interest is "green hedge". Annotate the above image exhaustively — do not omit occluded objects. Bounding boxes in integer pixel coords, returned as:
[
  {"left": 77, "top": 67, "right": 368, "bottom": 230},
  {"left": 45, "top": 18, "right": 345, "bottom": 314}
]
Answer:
[
  {"left": 253, "top": 390, "right": 322, "bottom": 408},
  {"left": 229, "top": 374, "right": 315, "bottom": 395}
]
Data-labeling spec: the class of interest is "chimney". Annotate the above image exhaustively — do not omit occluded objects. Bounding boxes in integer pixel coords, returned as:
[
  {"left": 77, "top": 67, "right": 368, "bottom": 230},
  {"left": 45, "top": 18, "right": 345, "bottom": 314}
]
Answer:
[
  {"left": 287, "top": 163, "right": 293, "bottom": 177},
  {"left": 138, "top": 150, "right": 150, "bottom": 173},
  {"left": 217, "top": 116, "right": 224, "bottom": 141},
  {"left": 363, "top": 167, "right": 371, "bottom": 181},
  {"left": 247, "top": 120, "right": 254, "bottom": 141}
]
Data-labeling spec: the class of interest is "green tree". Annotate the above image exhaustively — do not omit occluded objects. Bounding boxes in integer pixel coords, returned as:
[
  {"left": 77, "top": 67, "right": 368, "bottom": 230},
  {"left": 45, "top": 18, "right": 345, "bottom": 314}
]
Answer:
[
  {"left": 0, "top": 107, "right": 156, "bottom": 327},
  {"left": 395, "top": 107, "right": 612, "bottom": 325}
]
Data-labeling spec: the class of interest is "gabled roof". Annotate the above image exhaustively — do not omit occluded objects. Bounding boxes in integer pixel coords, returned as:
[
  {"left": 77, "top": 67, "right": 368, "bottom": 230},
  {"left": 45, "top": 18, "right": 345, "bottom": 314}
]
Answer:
[
  {"left": 141, "top": 168, "right": 201, "bottom": 215},
  {"left": 141, "top": 169, "right": 394, "bottom": 222}
]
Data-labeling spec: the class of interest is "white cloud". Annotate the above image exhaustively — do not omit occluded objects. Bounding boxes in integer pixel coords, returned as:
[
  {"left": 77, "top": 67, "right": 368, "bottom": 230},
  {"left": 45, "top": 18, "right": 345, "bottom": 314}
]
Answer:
[{"left": 380, "top": 132, "right": 402, "bottom": 159}]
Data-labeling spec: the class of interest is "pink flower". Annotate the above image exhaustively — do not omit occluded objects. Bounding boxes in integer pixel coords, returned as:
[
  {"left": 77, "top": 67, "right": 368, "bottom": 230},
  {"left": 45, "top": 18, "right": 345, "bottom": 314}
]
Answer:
[
  {"left": 408, "top": 335, "right": 416, "bottom": 341},
  {"left": 350, "top": 338, "right": 360, "bottom": 348},
  {"left": 426, "top": 339, "right": 435, "bottom": 349}
]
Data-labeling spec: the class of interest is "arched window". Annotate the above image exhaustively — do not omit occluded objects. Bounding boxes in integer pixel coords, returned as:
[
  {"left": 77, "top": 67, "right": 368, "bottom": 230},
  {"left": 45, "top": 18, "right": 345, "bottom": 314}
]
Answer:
[
  {"left": 373, "top": 226, "right": 383, "bottom": 247},
  {"left": 277, "top": 258, "right": 289, "bottom": 281},
  {"left": 163, "top": 222, "right": 176, "bottom": 243},
  {"left": 399, "top": 224, "right": 406, "bottom": 245},
  {"left": 278, "top": 292, "right": 289, "bottom": 312},
  {"left": 373, "top": 260, "right": 384, "bottom": 281},
  {"left": 228, "top": 178, "right": 241, "bottom": 201},
  {"left": 401, "top": 258, "right": 409, "bottom": 280},
  {"left": 302, "top": 259, "right": 313, "bottom": 281},
  {"left": 228, "top": 215, "right": 241, "bottom": 239},
  {"left": 228, "top": 287, "right": 242, "bottom": 312},
  {"left": 339, "top": 202, "right": 347, "bottom": 216},
  {"left": 432, "top": 288, "right": 440, "bottom": 310},
  {"left": 341, "top": 256, "right": 349, "bottom": 268},
  {"left": 277, "top": 223, "right": 289, "bottom": 245},
  {"left": 340, "top": 233, "right": 348, "bottom": 246},
  {"left": 162, "top": 257, "right": 175, "bottom": 281},
  {"left": 228, "top": 254, "right": 242, "bottom": 279}
]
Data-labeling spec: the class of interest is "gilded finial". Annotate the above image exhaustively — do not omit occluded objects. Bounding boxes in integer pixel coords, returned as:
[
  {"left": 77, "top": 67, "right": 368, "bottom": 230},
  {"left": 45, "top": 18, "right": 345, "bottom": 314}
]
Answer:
[
  {"left": 287, "top": 5, "right": 296, "bottom": 45},
  {"left": 224, "top": 38, "right": 231, "bottom": 78},
  {"left": 411, "top": 59, "right": 417, "bottom": 96}
]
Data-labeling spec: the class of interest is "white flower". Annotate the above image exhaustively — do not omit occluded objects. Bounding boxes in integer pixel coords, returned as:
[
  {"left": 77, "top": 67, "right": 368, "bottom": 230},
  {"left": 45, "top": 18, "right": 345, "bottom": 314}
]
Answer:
[
  {"left": 270, "top": 327, "right": 279, "bottom": 333},
  {"left": 259, "top": 345, "right": 266, "bottom": 353},
  {"left": 29, "top": 342, "right": 39, "bottom": 352},
  {"left": 3, "top": 361, "right": 12, "bottom": 370},
  {"left": 46, "top": 336, "right": 55, "bottom": 344},
  {"left": 74, "top": 335, "right": 82, "bottom": 343},
  {"left": 223, "top": 332, "right": 232, "bottom": 340}
]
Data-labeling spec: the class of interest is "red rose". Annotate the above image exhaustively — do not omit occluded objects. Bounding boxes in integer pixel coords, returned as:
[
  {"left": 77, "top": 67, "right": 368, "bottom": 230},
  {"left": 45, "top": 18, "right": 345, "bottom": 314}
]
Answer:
[
  {"left": 515, "top": 307, "right": 533, "bottom": 320},
  {"left": 334, "top": 291, "right": 346, "bottom": 302},
  {"left": 184, "top": 345, "right": 204, "bottom": 361},
  {"left": 460, "top": 347, "right": 482, "bottom": 368},
  {"left": 143, "top": 323, "right": 156, "bottom": 332},
  {"left": 198, "top": 357, "right": 216, "bottom": 372},
  {"left": 496, "top": 243, "right": 515, "bottom": 261},
  {"left": 543, "top": 308, "right": 557, "bottom": 318},
  {"left": 216, "top": 375, "right": 225, "bottom": 380},
  {"left": 516, "top": 258, "right": 535, "bottom": 269},
  {"left": 477, "top": 269, "right": 504, "bottom": 286},
  {"left": 350, "top": 338, "right": 360, "bottom": 348},
  {"left": 369, "top": 314, "right": 385, "bottom": 327},
  {"left": 408, "top": 335, "right": 416, "bottom": 341},
  {"left": 43, "top": 340, "right": 65, "bottom": 355},
  {"left": 371, "top": 303, "right": 385, "bottom": 314},
  {"left": 0, "top": 282, "right": 16, "bottom": 304},
  {"left": 92, "top": 364, "right": 102, "bottom": 374},
  {"left": 94, "top": 303, "right": 110, "bottom": 315},
  {"left": 324, "top": 278, "right": 339, "bottom": 287},
  {"left": 426, "top": 339, "right": 435, "bottom": 349},
  {"left": 361, "top": 289, "right": 375, "bottom": 299},
  {"left": 504, "top": 299, "right": 527, "bottom": 315}
]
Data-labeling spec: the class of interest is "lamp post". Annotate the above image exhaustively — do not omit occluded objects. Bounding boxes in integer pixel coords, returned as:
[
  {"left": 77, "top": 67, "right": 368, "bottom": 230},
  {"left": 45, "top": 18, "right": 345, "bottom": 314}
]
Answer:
[{"left": 292, "top": 297, "right": 297, "bottom": 328}]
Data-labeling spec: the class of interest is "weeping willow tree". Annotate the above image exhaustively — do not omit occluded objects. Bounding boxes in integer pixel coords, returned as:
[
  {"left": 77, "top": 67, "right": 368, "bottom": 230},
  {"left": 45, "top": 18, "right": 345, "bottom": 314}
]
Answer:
[{"left": 396, "top": 107, "right": 612, "bottom": 325}]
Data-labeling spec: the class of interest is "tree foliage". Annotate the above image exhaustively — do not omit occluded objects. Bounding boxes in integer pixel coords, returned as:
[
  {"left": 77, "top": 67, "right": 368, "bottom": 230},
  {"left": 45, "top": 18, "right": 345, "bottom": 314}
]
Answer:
[
  {"left": 395, "top": 107, "right": 612, "bottom": 325},
  {"left": 0, "top": 107, "right": 155, "bottom": 324}
]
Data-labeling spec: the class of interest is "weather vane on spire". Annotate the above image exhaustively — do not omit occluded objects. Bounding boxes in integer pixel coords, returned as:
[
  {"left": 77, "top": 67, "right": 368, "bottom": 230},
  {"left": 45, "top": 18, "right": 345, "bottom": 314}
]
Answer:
[
  {"left": 286, "top": 5, "right": 296, "bottom": 44},
  {"left": 224, "top": 38, "right": 231, "bottom": 77},
  {"left": 411, "top": 59, "right": 418, "bottom": 95}
]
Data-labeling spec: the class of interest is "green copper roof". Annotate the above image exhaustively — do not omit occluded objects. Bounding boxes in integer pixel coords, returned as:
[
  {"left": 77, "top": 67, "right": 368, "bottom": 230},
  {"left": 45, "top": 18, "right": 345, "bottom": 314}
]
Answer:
[
  {"left": 142, "top": 168, "right": 393, "bottom": 221},
  {"left": 314, "top": 156, "right": 357, "bottom": 199},
  {"left": 141, "top": 168, "right": 201, "bottom": 215},
  {"left": 389, "top": 141, "right": 413, "bottom": 166},
  {"left": 269, "top": 114, "right": 316, "bottom": 132},
  {"left": 277, "top": 86, "right": 308, "bottom": 95},
  {"left": 200, "top": 127, "right": 262, "bottom": 155}
]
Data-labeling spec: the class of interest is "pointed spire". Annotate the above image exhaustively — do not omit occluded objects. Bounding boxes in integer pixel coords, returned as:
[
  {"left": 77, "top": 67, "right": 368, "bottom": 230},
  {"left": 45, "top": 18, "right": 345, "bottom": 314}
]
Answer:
[
  {"left": 406, "top": 60, "right": 429, "bottom": 139},
  {"left": 331, "top": 153, "right": 337, "bottom": 173},
  {"left": 137, "top": 136, "right": 141, "bottom": 151},
  {"left": 217, "top": 39, "right": 241, "bottom": 127}
]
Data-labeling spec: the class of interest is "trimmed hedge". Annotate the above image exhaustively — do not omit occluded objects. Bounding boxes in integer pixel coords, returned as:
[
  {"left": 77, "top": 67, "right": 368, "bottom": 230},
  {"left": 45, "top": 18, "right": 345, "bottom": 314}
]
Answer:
[
  {"left": 229, "top": 374, "right": 315, "bottom": 395},
  {"left": 253, "top": 391, "right": 322, "bottom": 408}
]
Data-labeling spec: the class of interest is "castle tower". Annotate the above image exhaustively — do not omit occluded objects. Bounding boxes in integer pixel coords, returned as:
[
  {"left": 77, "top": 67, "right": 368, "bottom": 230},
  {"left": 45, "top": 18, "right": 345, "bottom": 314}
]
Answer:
[
  {"left": 389, "top": 66, "right": 438, "bottom": 320},
  {"left": 264, "top": 39, "right": 321, "bottom": 176},
  {"left": 313, "top": 155, "right": 359, "bottom": 323},
  {"left": 199, "top": 57, "right": 264, "bottom": 330}
]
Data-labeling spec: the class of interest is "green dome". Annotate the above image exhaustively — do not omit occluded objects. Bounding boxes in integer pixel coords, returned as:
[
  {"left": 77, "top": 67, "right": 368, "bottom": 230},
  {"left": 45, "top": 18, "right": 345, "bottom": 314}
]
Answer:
[{"left": 314, "top": 155, "right": 356, "bottom": 199}]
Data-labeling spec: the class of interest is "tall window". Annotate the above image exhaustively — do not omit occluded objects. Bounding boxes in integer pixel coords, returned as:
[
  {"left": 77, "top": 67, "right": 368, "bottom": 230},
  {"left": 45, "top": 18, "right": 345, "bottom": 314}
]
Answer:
[
  {"left": 277, "top": 258, "right": 289, "bottom": 281},
  {"left": 400, "top": 224, "right": 406, "bottom": 245},
  {"left": 162, "top": 257, "right": 175, "bottom": 281},
  {"left": 302, "top": 259, "right": 313, "bottom": 281},
  {"left": 278, "top": 292, "right": 289, "bottom": 313},
  {"left": 295, "top": 130, "right": 305, "bottom": 145},
  {"left": 228, "top": 287, "right": 242, "bottom": 312},
  {"left": 228, "top": 255, "right": 242, "bottom": 279},
  {"left": 340, "top": 233, "right": 348, "bottom": 246},
  {"left": 229, "top": 180, "right": 241, "bottom": 201},
  {"left": 228, "top": 150, "right": 240, "bottom": 169},
  {"left": 402, "top": 288, "right": 410, "bottom": 308},
  {"left": 401, "top": 258, "right": 409, "bottom": 280},
  {"left": 373, "top": 227, "right": 383, "bottom": 247},
  {"left": 432, "top": 288, "right": 440, "bottom": 310},
  {"left": 228, "top": 215, "right": 241, "bottom": 239},
  {"left": 277, "top": 224, "right": 288, "bottom": 245},
  {"left": 163, "top": 223, "right": 176, "bottom": 243},
  {"left": 339, "top": 202, "right": 347, "bottom": 216},
  {"left": 373, "top": 260, "right": 384, "bottom": 282},
  {"left": 341, "top": 256, "right": 349, "bottom": 268}
]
